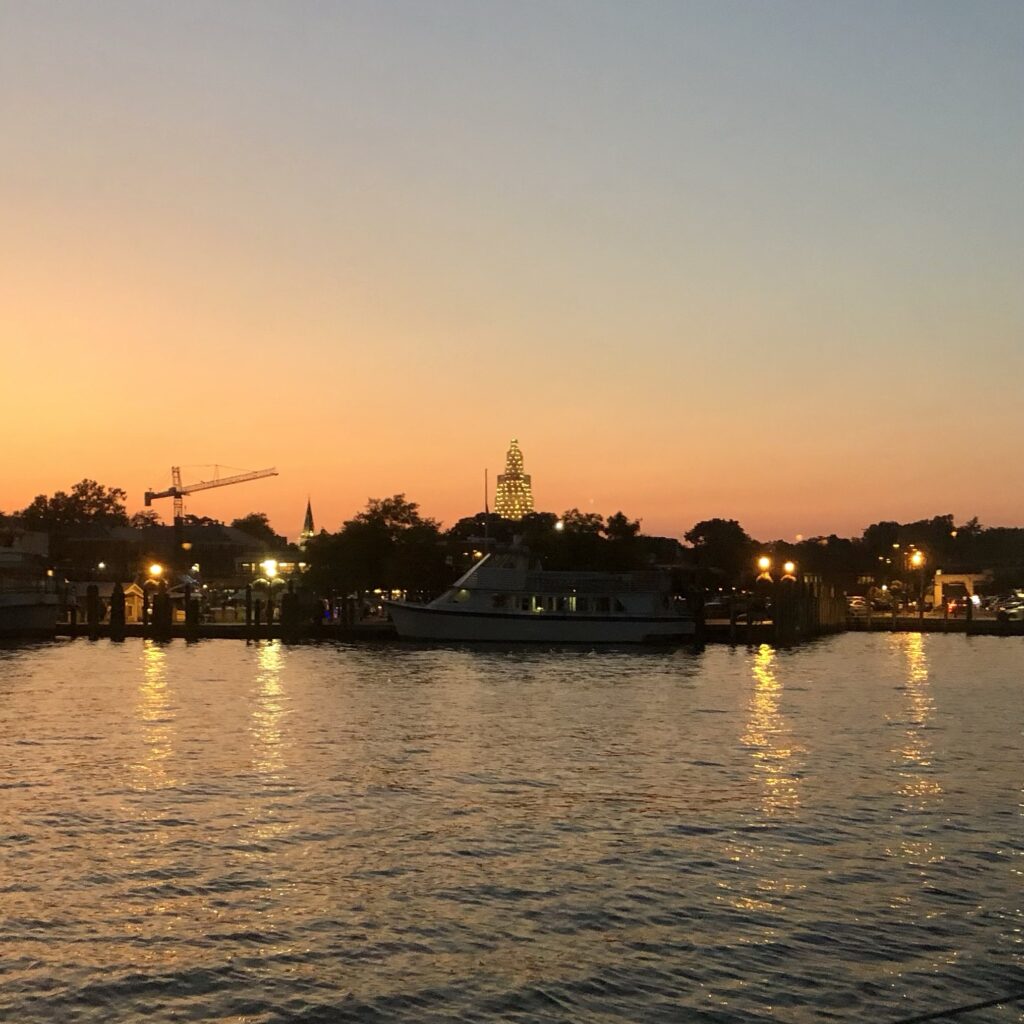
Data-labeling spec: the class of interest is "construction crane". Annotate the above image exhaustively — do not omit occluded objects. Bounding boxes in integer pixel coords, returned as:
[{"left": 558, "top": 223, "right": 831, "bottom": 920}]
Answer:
[
  {"left": 145, "top": 465, "right": 279, "bottom": 521},
  {"left": 144, "top": 466, "right": 279, "bottom": 567}
]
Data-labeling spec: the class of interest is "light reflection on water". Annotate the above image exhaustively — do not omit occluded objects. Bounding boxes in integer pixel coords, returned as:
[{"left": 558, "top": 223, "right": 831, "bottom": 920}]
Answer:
[
  {"left": 0, "top": 633, "right": 1022, "bottom": 1024},
  {"left": 132, "top": 640, "right": 175, "bottom": 792},
  {"left": 892, "top": 633, "right": 943, "bottom": 805},
  {"left": 743, "top": 643, "right": 802, "bottom": 816},
  {"left": 251, "top": 640, "right": 287, "bottom": 780}
]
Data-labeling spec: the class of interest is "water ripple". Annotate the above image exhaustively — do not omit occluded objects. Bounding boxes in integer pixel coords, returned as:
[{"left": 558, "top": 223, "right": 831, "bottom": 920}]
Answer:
[{"left": 0, "top": 634, "right": 1022, "bottom": 1023}]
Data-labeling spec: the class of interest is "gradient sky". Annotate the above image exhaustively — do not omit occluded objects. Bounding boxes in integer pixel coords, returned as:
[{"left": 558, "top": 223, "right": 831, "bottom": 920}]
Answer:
[{"left": 3, "top": 1, "right": 1022, "bottom": 541}]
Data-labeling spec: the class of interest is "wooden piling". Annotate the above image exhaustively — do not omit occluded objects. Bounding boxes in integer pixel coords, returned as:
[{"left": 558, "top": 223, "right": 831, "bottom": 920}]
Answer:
[{"left": 109, "top": 582, "right": 126, "bottom": 642}]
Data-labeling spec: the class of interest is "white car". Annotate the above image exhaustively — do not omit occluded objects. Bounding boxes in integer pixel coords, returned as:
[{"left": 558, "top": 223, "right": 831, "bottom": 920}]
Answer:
[{"left": 996, "top": 602, "right": 1024, "bottom": 622}]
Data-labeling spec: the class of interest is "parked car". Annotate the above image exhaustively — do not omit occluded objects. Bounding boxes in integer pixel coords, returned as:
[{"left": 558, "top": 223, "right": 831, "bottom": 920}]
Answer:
[
  {"left": 996, "top": 601, "right": 1024, "bottom": 623},
  {"left": 846, "top": 595, "right": 868, "bottom": 618},
  {"left": 703, "top": 596, "right": 732, "bottom": 620}
]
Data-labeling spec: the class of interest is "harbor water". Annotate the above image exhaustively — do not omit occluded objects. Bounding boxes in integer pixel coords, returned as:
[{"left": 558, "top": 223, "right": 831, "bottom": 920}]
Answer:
[{"left": 1, "top": 634, "right": 1022, "bottom": 1023}]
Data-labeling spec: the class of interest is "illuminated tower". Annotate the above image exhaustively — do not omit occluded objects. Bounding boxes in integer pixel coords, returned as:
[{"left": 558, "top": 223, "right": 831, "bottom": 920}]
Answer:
[
  {"left": 494, "top": 439, "right": 534, "bottom": 520},
  {"left": 298, "top": 498, "right": 315, "bottom": 549}
]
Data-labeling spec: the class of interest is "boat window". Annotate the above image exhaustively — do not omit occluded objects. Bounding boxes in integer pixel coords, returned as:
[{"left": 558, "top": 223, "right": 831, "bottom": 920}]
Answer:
[
  {"left": 614, "top": 599, "right": 626, "bottom": 613},
  {"left": 576, "top": 597, "right": 589, "bottom": 612},
  {"left": 596, "top": 596, "right": 611, "bottom": 613},
  {"left": 451, "top": 588, "right": 471, "bottom": 603},
  {"left": 556, "top": 596, "right": 568, "bottom": 612},
  {"left": 492, "top": 594, "right": 508, "bottom": 609},
  {"left": 520, "top": 596, "right": 531, "bottom": 612},
  {"left": 531, "top": 596, "right": 544, "bottom": 613}
]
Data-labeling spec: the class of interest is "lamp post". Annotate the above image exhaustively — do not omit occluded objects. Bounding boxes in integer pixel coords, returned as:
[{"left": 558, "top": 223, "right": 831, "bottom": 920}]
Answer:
[
  {"left": 754, "top": 555, "right": 799, "bottom": 641},
  {"left": 909, "top": 549, "right": 926, "bottom": 621},
  {"left": 256, "top": 558, "right": 283, "bottom": 626}
]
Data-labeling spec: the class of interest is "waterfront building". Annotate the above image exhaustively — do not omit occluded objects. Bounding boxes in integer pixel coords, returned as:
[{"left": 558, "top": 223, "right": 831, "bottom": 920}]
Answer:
[
  {"left": 494, "top": 439, "right": 534, "bottom": 521},
  {"left": 299, "top": 499, "right": 315, "bottom": 549}
]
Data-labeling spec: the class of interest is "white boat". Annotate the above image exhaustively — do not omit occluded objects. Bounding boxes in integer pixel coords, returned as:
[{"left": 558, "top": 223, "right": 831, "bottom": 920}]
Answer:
[
  {"left": 0, "top": 551, "right": 60, "bottom": 638},
  {"left": 385, "top": 550, "right": 695, "bottom": 644}
]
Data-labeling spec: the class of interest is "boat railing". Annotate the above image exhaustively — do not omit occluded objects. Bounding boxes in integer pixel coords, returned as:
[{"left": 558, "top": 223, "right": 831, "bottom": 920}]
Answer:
[
  {"left": 0, "top": 576, "right": 53, "bottom": 595},
  {"left": 463, "top": 564, "right": 670, "bottom": 596},
  {"left": 522, "top": 571, "right": 667, "bottom": 595}
]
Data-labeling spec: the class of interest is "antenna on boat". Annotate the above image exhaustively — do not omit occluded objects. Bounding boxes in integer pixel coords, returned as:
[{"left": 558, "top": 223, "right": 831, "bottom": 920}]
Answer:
[{"left": 483, "top": 468, "right": 490, "bottom": 549}]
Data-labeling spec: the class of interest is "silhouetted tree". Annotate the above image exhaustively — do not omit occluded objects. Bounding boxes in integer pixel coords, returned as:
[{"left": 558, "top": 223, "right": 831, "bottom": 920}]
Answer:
[
  {"left": 231, "top": 512, "right": 286, "bottom": 548},
  {"left": 20, "top": 479, "right": 129, "bottom": 531},
  {"left": 684, "top": 518, "right": 754, "bottom": 582},
  {"left": 129, "top": 510, "right": 162, "bottom": 528},
  {"left": 306, "top": 495, "right": 447, "bottom": 597},
  {"left": 182, "top": 514, "right": 224, "bottom": 527},
  {"left": 605, "top": 511, "right": 641, "bottom": 542}
]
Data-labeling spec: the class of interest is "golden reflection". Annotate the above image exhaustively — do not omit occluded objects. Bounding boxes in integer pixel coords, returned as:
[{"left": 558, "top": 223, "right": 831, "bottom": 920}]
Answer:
[
  {"left": 132, "top": 640, "right": 176, "bottom": 791},
  {"left": 884, "top": 634, "right": 944, "bottom": 871},
  {"left": 742, "top": 644, "right": 802, "bottom": 815},
  {"left": 892, "top": 633, "right": 943, "bottom": 805},
  {"left": 251, "top": 641, "right": 287, "bottom": 779}
]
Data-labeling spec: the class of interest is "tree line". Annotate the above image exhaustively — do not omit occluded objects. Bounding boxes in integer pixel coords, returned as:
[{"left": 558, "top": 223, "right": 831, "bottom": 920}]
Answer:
[
  {"left": 5, "top": 479, "right": 1024, "bottom": 592},
  {"left": 2, "top": 479, "right": 288, "bottom": 548}
]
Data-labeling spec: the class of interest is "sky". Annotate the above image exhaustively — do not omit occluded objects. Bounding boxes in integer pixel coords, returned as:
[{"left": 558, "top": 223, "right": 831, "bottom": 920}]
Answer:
[{"left": 2, "top": 1, "right": 1022, "bottom": 541}]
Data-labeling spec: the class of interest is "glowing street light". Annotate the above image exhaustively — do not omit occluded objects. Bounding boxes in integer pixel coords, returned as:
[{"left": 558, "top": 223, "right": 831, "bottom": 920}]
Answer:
[
  {"left": 910, "top": 550, "right": 924, "bottom": 568},
  {"left": 782, "top": 560, "right": 796, "bottom": 578},
  {"left": 757, "top": 555, "right": 771, "bottom": 572},
  {"left": 148, "top": 563, "right": 163, "bottom": 578},
  {"left": 554, "top": 520, "right": 565, "bottom": 532},
  {"left": 260, "top": 558, "right": 278, "bottom": 579}
]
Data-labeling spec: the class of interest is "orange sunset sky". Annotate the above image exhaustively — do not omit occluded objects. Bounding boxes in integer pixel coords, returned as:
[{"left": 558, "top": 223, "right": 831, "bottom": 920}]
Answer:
[{"left": 3, "top": 2, "right": 1022, "bottom": 541}]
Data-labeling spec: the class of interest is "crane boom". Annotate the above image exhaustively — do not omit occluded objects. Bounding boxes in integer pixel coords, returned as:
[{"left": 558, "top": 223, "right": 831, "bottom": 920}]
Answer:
[{"left": 144, "top": 467, "right": 278, "bottom": 504}]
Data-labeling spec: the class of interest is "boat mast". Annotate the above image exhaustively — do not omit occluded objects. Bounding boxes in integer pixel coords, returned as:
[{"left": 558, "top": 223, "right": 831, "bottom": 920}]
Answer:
[{"left": 483, "top": 468, "right": 489, "bottom": 548}]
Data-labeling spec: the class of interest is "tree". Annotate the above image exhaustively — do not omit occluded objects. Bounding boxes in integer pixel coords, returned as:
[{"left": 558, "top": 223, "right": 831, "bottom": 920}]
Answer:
[
  {"left": 231, "top": 512, "right": 286, "bottom": 548},
  {"left": 19, "top": 479, "right": 129, "bottom": 531},
  {"left": 605, "top": 511, "right": 641, "bottom": 542},
  {"left": 350, "top": 494, "right": 439, "bottom": 538},
  {"left": 603, "top": 511, "right": 643, "bottom": 570},
  {"left": 129, "top": 509, "right": 162, "bottom": 528},
  {"left": 183, "top": 513, "right": 223, "bottom": 528},
  {"left": 306, "top": 495, "right": 447, "bottom": 596},
  {"left": 560, "top": 508, "right": 605, "bottom": 534},
  {"left": 684, "top": 518, "right": 754, "bottom": 582}
]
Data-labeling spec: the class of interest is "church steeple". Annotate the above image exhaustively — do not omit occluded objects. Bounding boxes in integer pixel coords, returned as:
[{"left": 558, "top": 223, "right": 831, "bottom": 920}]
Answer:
[
  {"left": 299, "top": 498, "right": 315, "bottom": 548},
  {"left": 494, "top": 439, "right": 534, "bottom": 520}
]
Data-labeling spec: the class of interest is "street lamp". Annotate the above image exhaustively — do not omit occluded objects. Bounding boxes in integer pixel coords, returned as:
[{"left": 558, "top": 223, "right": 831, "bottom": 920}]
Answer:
[
  {"left": 148, "top": 563, "right": 163, "bottom": 579},
  {"left": 908, "top": 549, "right": 926, "bottom": 617},
  {"left": 255, "top": 559, "right": 284, "bottom": 623}
]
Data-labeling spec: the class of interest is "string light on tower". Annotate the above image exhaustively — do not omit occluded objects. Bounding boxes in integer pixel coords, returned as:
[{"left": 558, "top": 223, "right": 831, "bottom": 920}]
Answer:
[{"left": 494, "top": 439, "right": 534, "bottom": 520}]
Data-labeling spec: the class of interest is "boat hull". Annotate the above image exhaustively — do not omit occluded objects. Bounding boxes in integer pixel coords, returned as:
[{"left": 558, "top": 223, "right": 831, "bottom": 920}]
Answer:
[
  {"left": 386, "top": 602, "right": 695, "bottom": 644},
  {"left": 0, "top": 593, "right": 60, "bottom": 638}
]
